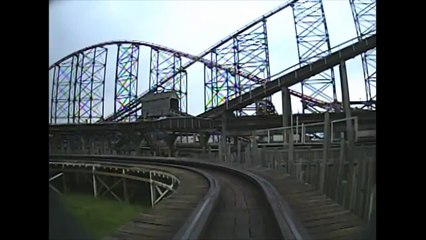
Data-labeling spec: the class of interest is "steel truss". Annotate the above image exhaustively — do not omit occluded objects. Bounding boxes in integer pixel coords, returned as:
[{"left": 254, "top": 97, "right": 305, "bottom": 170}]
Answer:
[
  {"left": 74, "top": 47, "right": 108, "bottom": 123},
  {"left": 292, "top": 0, "right": 337, "bottom": 113},
  {"left": 204, "top": 20, "right": 274, "bottom": 116},
  {"left": 51, "top": 56, "right": 77, "bottom": 124},
  {"left": 349, "top": 0, "right": 376, "bottom": 109},
  {"left": 150, "top": 49, "right": 188, "bottom": 114},
  {"left": 114, "top": 44, "right": 140, "bottom": 121}
]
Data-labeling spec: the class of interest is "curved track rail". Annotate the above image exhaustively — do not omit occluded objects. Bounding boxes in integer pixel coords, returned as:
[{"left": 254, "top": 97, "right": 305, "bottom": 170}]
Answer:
[
  {"left": 51, "top": 154, "right": 312, "bottom": 240},
  {"left": 50, "top": 157, "right": 219, "bottom": 240},
  {"left": 199, "top": 168, "right": 282, "bottom": 239}
]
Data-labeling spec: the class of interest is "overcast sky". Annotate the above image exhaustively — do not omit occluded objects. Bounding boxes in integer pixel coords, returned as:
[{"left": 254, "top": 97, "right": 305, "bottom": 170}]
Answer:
[{"left": 49, "top": 0, "right": 368, "bottom": 117}]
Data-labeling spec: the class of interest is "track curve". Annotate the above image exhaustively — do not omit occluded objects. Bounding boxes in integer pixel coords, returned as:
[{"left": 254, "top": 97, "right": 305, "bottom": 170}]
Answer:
[
  {"left": 201, "top": 168, "right": 281, "bottom": 239},
  {"left": 50, "top": 154, "right": 311, "bottom": 239}
]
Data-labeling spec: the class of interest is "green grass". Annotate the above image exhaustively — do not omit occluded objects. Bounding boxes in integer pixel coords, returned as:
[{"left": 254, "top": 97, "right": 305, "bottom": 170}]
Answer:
[{"left": 61, "top": 193, "right": 145, "bottom": 240}]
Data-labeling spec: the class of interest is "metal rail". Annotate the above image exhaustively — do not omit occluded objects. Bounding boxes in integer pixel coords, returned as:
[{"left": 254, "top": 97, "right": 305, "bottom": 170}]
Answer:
[{"left": 199, "top": 34, "right": 376, "bottom": 118}]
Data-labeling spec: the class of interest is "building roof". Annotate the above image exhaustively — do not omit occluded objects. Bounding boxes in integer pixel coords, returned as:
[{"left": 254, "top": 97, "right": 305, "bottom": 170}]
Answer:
[{"left": 141, "top": 91, "right": 178, "bottom": 102}]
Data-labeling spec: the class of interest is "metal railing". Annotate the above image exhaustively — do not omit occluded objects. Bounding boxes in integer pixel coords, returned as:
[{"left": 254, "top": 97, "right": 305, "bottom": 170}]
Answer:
[{"left": 252, "top": 116, "right": 361, "bottom": 145}]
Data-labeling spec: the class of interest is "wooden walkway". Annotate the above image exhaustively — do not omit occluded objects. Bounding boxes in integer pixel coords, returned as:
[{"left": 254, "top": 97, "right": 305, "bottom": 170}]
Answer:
[
  {"left": 103, "top": 165, "right": 208, "bottom": 240},
  {"left": 98, "top": 158, "right": 372, "bottom": 240},
  {"left": 242, "top": 166, "right": 370, "bottom": 240}
]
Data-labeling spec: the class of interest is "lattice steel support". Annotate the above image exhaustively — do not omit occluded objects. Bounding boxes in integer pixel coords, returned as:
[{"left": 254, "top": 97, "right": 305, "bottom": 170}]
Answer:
[
  {"left": 114, "top": 44, "right": 140, "bottom": 121},
  {"left": 149, "top": 49, "right": 188, "bottom": 114},
  {"left": 204, "top": 20, "right": 273, "bottom": 116},
  {"left": 75, "top": 47, "right": 108, "bottom": 123},
  {"left": 349, "top": 0, "right": 376, "bottom": 108},
  {"left": 292, "top": 0, "right": 337, "bottom": 113},
  {"left": 51, "top": 57, "right": 78, "bottom": 124},
  {"left": 50, "top": 68, "right": 56, "bottom": 124}
]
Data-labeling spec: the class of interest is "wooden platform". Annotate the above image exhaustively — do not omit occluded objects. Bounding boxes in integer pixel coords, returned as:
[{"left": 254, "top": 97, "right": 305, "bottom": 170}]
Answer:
[
  {"left": 103, "top": 165, "right": 209, "bottom": 240},
  {"left": 243, "top": 166, "right": 369, "bottom": 240}
]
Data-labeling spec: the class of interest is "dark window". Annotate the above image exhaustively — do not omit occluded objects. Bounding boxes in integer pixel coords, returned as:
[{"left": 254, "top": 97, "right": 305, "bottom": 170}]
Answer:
[{"left": 170, "top": 98, "right": 179, "bottom": 111}]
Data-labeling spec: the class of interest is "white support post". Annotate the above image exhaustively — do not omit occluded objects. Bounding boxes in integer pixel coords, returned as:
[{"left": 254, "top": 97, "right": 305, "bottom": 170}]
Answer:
[
  {"left": 122, "top": 169, "right": 128, "bottom": 202},
  {"left": 92, "top": 165, "right": 97, "bottom": 198},
  {"left": 150, "top": 171, "right": 155, "bottom": 207},
  {"left": 267, "top": 130, "right": 270, "bottom": 144},
  {"left": 171, "top": 177, "right": 175, "bottom": 189}
]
